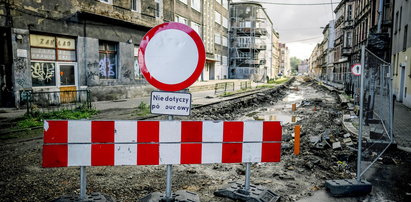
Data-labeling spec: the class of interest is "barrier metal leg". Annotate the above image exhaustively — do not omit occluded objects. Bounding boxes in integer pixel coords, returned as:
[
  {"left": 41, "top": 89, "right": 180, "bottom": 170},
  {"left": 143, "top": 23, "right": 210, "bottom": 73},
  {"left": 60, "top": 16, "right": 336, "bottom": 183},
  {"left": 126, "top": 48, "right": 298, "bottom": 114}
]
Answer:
[
  {"left": 165, "top": 164, "right": 173, "bottom": 199},
  {"left": 244, "top": 163, "right": 251, "bottom": 192},
  {"left": 80, "top": 166, "right": 86, "bottom": 199}
]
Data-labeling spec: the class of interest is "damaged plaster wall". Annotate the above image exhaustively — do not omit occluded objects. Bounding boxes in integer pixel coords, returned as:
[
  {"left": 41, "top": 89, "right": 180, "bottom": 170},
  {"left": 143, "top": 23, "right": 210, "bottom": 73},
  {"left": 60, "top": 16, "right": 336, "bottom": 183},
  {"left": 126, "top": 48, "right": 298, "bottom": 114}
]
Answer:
[
  {"left": 3, "top": 0, "right": 172, "bottom": 103},
  {"left": 11, "top": 28, "right": 32, "bottom": 107}
]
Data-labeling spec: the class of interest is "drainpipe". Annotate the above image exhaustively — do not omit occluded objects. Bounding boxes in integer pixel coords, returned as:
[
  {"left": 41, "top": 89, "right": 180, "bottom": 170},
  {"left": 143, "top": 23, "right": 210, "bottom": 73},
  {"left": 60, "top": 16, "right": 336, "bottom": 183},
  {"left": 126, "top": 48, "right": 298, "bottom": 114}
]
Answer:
[{"left": 377, "top": 0, "right": 384, "bottom": 33}]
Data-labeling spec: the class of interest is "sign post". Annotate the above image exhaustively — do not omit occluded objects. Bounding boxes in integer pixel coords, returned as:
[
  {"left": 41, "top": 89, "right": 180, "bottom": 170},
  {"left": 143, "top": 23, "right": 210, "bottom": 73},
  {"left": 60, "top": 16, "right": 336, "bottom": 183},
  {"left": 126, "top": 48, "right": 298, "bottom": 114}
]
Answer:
[{"left": 138, "top": 22, "right": 205, "bottom": 201}]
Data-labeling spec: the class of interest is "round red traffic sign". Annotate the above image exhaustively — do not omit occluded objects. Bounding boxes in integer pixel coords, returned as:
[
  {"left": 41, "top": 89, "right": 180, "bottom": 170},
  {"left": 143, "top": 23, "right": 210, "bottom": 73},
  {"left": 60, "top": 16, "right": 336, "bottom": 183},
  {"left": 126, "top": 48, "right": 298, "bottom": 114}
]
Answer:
[
  {"left": 138, "top": 22, "right": 205, "bottom": 91},
  {"left": 351, "top": 63, "right": 361, "bottom": 76}
]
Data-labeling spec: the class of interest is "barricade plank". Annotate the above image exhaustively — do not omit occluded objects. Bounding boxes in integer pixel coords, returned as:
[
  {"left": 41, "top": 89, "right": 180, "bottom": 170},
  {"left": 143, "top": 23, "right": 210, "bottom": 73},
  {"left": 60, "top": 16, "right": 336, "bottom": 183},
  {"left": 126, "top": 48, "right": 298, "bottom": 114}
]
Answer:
[{"left": 43, "top": 120, "right": 282, "bottom": 167}]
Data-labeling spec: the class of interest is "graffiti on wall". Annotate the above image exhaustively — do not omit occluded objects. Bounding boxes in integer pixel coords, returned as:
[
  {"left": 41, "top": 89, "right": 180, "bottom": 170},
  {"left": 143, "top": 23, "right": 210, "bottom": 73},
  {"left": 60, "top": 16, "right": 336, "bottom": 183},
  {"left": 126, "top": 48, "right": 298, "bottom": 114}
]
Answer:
[
  {"left": 14, "top": 58, "right": 27, "bottom": 73},
  {"left": 98, "top": 56, "right": 116, "bottom": 78},
  {"left": 31, "top": 62, "right": 55, "bottom": 82}
]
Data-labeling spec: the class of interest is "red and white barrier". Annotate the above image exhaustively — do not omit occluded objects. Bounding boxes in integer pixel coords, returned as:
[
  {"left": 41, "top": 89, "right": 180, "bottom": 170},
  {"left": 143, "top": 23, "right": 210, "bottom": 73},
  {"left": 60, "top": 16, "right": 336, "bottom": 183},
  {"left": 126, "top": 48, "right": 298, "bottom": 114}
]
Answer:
[{"left": 43, "top": 120, "right": 282, "bottom": 167}]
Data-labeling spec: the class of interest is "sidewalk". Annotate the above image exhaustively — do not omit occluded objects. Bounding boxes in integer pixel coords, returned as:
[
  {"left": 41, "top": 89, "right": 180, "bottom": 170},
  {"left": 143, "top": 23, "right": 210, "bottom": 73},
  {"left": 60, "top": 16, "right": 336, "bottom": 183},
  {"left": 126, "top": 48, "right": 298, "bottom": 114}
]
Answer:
[
  {"left": 0, "top": 79, "right": 254, "bottom": 121},
  {"left": 393, "top": 101, "right": 411, "bottom": 152},
  {"left": 318, "top": 79, "right": 411, "bottom": 152}
]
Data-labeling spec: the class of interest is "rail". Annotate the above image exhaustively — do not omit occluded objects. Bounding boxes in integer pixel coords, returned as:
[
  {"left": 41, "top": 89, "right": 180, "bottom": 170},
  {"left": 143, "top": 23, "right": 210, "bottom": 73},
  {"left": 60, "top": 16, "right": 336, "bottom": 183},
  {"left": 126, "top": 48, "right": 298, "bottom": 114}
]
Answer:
[{"left": 21, "top": 89, "right": 92, "bottom": 115}]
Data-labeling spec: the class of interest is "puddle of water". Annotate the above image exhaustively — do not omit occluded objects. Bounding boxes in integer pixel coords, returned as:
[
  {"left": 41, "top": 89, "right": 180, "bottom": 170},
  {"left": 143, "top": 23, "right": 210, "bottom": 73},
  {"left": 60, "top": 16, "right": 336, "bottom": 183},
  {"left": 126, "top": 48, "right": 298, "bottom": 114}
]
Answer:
[
  {"left": 283, "top": 93, "right": 303, "bottom": 102},
  {"left": 253, "top": 114, "right": 299, "bottom": 124}
]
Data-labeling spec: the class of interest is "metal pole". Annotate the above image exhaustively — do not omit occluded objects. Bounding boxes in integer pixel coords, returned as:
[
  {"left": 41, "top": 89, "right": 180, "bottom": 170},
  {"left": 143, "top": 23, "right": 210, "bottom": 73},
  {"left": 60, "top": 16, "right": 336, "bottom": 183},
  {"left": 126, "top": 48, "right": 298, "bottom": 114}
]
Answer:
[
  {"left": 80, "top": 166, "right": 86, "bottom": 199},
  {"left": 165, "top": 115, "right": 174, "bottom": 199},
  {"left": 377, "top": 0, "right": 384, "bottom": 33},
  {"left": 357, "top": 45, "right": 365, "bottom": 182},
  {"left": 244, "top": 163, "right": 251, "bottom": 192}
]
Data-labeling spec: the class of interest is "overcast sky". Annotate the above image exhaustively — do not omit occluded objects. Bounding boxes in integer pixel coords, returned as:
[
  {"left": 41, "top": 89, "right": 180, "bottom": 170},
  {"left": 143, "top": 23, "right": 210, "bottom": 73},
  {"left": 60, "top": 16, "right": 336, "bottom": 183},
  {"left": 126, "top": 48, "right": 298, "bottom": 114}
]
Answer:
[{"left": 232, "top": 0, "right": 341, "bottom": 59}]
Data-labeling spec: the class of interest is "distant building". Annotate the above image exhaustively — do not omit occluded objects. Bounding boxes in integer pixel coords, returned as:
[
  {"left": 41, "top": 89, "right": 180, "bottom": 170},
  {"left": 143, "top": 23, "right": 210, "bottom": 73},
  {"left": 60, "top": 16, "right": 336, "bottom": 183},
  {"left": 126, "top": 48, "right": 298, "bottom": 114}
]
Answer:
[
  {"left": 229, "top": 1, "right": 273, "bottom": 82},
  {"left": 309, "top": 43, "right": 322, "bottom": 78},
  {"left": 202, "top": 0, "right": 229, "bottom": 80},
  {"left": 298, "top": 59, "right": 309, "bottom": 75},
  {"left": 333, "top": 0, "right": 355, "bottom": 84},
  {"left": 271, "top": 30, "right": 280, "bottom": 79},
  {"left": 279, "top": 43, "right": 290, "bottom": 76},
  {"left": 392, "top": 0, "right": 411, "bottom": 107}
]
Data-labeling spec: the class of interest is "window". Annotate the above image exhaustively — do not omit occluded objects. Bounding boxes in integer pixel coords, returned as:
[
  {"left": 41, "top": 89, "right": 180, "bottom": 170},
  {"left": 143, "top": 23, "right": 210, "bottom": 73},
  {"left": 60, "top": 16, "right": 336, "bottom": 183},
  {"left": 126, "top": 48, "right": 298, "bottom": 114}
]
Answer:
[
  {"left": 191, "top": 0, "right": 200, "bottom": 11},
  {"left": 179, "top": 0, "right": 188, "bottom": 4},
  {"left": 215, "top": 54, "right": 221, "bottom": 65},
  {"left": 131, "top": 0, "right": 140, "bottom": 12},
  {"left": 222, "top": 16, "right": 228, "bottom": 28},
  {"left": 223, "top": 0, "right": 228, "bottom": 9},
  {"left": 29, "top": 34, "right": 76, "bottom": 87},
  {"left": 175, "top": 15, "right": 188, "bottom": 25},
  {"left": 346, "top": 31, "right": 352, "bottom": 47},
  {"left": 190, "top": 21, "right": 201, "bottom": 36},
  {"left": 215, "top": 11, "right": 221, "bottom": 24},
  {"left": 222, "top": 56, "right": 228, "bottom": 66},
  {"left": 215, "top": 0, "right": 221, "bottom": 4},
  {"left": 155, "top": 0, "right": 163, "bottom": 18},
  {"left": 134, "top": 46, "right": 142, "bottom": 79},
  {"left": 99, "top": 0, "right": 112, "bottom": 4},
  {"left": 222, "top": 36, "right": 228, "bottom": 46},
  {"left": 98, "top": 41, "right": 117, "bottom": 79},
  {"left": 215, "top": 33, "right": 221, "bottom": 44},
  {"left": 395, "top": 11, "right": 399, "bottom": 33},
  {"left": 404, "top": 25, "right": 408, "bottom": 51},
  {"left": 399, "top": 7, "right": 402, "bottom": 31},
  {"left": 347, "top": 5, "right": 352, "bottom": 20}
]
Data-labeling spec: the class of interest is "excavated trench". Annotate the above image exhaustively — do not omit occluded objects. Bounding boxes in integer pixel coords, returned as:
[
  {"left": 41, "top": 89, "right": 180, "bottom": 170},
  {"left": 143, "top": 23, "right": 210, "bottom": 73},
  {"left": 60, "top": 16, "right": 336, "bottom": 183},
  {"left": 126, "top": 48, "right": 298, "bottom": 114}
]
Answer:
[{"left": 1, "top": 78, "right": 410, "bottom": 202}]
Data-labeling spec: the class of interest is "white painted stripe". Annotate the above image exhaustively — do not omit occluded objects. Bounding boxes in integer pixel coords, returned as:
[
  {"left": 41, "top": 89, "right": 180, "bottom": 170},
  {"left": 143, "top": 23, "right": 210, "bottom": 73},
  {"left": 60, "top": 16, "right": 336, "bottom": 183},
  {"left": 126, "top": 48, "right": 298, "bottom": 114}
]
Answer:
[
  {"left": 114, "top": 144, "right": 137, "bottom": 165},
  {"left": 159, "top": 121, "right": 181, "bottom": 142},
  {"left": 115, "top": 121, "right": 137, "bottom": 143},
  {"left": 242, "top": 143, "right": 262, "bottom": 162},
  {"left": 243, "top": 121, "right": 263, "bottom": 142},
  {"left": 68, "top": 144, "right": 91, "bottom": 166},
  {"left": 202, "top": 143, "right": 222, "bottom": 164},
  {"left": 202, "top": 121, "right": 223, "bottom": 142},
  {"left": 160, "top": 144, "right": 180, "bottom": 164},
  {"left": 68, "top": 120, "right": 91, "bottom": 143}
]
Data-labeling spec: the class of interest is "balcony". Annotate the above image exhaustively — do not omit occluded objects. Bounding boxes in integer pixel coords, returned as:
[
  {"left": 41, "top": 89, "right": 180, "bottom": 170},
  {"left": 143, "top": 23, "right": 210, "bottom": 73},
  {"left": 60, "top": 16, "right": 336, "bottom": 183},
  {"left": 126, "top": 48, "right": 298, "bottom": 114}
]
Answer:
[
  {"left": 342, "top": 47, "right": 352, "bottom": 56},
  {"left": 234, "top": 27, "right": 267, "bottom": 36},
  {"left": 236, "top": 44, "right": 267, "bottom": 50},
  {"left": 344, "top": 20, "right": 354, "bottom": 28},
  {"left": 244, "top": 59, "right": 266, "bottom": 65}
]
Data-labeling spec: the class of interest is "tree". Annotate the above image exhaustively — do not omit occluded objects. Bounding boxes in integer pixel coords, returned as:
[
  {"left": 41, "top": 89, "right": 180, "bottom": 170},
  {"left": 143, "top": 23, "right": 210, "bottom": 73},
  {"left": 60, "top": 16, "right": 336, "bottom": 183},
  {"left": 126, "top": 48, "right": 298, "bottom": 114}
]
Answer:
[{"left": 290, "top": 57, "right": 302, "bottom": 72}]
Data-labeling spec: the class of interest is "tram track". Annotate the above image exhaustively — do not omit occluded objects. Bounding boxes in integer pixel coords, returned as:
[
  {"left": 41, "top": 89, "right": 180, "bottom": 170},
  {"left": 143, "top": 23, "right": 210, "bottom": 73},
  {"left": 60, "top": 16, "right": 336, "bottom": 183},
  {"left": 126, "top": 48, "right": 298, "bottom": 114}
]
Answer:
[{"left": 0, "top": 78, "right": 294, "bottom": 145}]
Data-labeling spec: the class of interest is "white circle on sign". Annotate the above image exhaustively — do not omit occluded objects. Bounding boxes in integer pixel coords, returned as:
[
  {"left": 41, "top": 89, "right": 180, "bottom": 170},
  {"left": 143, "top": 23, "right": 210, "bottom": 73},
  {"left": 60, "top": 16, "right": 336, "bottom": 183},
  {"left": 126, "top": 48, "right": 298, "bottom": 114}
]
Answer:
[
  {"left": 145, "top": 29, "right": 198, "bottom": 85},
  {"left": 351, "top": 64, "right": 361, "bottom": 76}
]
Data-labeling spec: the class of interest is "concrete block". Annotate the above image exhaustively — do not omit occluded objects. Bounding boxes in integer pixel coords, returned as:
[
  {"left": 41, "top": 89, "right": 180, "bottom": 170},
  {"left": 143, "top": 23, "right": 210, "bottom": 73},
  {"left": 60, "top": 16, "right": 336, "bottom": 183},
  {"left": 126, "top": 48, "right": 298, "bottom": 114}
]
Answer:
[
  {"left": 325, "top": 179, "right": 372, "bottom": 196},
  {"left": 140, "top": 190, "right": 200, "bottom": 202},
  {"left": 214, "top": 182, "right": 280, "bottom": 202},
  {"left": 54, "top": 192, "right": 114, "bottom": 202},
  {"left": 332, "top": 142, "right": 341, "bottom": 149}
]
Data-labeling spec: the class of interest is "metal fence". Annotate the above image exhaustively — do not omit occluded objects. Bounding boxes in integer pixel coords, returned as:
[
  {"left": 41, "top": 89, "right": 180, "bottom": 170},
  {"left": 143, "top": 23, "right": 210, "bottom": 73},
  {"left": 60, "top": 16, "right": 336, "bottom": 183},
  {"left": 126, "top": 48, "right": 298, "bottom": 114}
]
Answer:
[
  {"left": 214, "top": 82, "right": 235, "bottom": 95},
  {"left": 357, "top": 47, "right": 393, "bottom": 179},
  {"left": 240, "top": 80, "right": 252, "bottom": 90},
  {"left": 21, "top": 89, "right": 92, "bottom": 115}
]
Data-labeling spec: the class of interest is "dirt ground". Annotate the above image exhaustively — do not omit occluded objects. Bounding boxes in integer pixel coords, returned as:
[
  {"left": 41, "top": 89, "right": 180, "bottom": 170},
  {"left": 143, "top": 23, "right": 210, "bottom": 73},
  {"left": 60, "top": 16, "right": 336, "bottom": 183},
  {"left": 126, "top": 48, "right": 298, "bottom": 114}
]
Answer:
[{"left": 1, "top": 78, "right": 410, "bottom": 201}]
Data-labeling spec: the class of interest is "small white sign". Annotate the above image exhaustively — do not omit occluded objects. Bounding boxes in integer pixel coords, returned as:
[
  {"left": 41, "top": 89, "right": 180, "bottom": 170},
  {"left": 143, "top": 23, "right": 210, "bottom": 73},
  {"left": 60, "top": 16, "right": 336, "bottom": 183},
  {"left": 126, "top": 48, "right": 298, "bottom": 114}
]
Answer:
[
  {"left": 150, "top": 91, "right": 192, "bottom": 116},
  {"left": 17, "top": 49, "right": 27, "bottom": 58}
]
